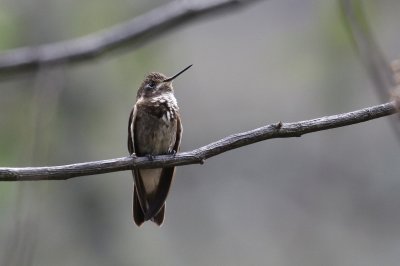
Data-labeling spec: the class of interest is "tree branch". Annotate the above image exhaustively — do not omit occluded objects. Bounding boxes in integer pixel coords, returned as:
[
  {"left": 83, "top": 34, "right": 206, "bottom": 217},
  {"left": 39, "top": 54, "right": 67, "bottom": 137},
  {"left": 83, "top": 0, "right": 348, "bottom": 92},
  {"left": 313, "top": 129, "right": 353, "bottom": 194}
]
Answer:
[
  {"left": 0, "top": 101, "right": 397, "bottom": 181},
  {"left": 0, "top": 0, "right": 262, "bottom": 75}
]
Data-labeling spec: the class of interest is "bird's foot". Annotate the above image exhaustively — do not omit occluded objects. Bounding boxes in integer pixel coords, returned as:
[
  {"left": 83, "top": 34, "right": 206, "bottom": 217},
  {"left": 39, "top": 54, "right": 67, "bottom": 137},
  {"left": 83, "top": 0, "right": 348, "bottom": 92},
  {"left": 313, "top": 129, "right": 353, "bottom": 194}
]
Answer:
[
  {"left": 146, "top": 154, "right": 155, "bottom": 161},
  {"left": 167, "top": 150, "right": 177, "bottom": 156}
]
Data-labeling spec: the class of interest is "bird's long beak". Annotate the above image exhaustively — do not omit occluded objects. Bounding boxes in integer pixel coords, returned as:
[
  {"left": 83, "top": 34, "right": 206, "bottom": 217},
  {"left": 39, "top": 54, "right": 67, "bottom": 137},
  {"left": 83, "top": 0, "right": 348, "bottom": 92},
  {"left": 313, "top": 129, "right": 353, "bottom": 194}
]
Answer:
[{"left": 163, "top": 64, "right": 193, "bottom": 83}]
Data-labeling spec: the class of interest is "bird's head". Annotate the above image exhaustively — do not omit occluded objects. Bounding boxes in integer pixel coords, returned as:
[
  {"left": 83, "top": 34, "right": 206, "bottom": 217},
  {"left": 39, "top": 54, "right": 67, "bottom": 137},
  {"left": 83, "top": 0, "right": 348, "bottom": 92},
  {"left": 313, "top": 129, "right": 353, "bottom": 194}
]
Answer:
[{"left": 137, "top": 64, "right": 192, "bottom": 99}]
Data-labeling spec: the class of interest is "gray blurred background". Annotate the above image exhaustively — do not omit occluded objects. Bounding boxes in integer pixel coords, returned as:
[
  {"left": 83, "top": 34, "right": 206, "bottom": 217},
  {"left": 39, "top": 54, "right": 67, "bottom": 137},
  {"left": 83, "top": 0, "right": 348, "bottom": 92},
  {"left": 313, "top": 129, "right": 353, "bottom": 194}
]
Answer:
[{"left": 0, "top": 0, "right": 400, "bottom": 265}]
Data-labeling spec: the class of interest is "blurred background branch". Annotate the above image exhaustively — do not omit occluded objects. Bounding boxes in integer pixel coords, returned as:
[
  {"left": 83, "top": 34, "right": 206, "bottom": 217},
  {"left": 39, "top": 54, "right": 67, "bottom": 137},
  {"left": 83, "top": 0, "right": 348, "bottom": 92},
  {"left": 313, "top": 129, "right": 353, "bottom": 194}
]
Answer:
[
  {"left": 0, "top": 0, "right": 262, "bottom": 76},
  {"left": 340, "top": 0, "right": 400, "bottom": 141},
  {"left": 0, "top": 100, "right": 397, "bottom": 181}
]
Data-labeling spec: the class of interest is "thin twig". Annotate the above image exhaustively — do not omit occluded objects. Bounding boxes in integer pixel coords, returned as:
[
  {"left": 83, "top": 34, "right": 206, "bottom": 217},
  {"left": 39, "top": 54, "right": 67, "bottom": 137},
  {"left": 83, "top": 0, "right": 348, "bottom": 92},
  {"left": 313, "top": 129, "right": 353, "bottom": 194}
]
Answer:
[
  {"left": 0, "top": 101, "right": 397, "bottom": 181},
  {"left": 0, "top": 0, "right": 262, "bottom": 75}
]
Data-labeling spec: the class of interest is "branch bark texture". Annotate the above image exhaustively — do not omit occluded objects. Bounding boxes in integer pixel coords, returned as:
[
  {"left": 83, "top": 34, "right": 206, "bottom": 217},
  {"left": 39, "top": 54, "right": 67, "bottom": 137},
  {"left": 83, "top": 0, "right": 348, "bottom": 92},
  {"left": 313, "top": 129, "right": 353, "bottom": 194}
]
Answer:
[
  {"left": 0, "top": 0, "right": 262, "bottom": 75},
  {"left": 0, "top": 101, "right": 397, "bottom": 181}
]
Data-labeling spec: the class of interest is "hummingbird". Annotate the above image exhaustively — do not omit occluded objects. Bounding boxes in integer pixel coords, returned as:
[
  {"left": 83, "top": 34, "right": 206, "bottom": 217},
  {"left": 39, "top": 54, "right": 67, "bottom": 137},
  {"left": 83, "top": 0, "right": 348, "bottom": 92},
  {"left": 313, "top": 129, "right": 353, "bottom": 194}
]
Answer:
[{"left": 127, "top": 65, "right": 192, "bottom": 226}]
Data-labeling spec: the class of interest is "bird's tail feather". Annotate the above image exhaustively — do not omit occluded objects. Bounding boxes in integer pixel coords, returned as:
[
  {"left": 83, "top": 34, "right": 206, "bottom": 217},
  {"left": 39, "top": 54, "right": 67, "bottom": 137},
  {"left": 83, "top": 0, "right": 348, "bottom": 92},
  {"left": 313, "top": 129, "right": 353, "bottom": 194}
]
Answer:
[
  {"left": 151, "top": 204, "right": 165, "bottom": 226},
  {"left": 133, "top": 186, "right": 145, "bottom": 227}
]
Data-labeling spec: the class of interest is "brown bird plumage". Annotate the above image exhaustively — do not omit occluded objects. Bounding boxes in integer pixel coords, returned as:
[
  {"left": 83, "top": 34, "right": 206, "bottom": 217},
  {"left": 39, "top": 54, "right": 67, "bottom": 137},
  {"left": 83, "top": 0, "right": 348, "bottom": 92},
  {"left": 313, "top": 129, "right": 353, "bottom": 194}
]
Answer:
[{"left": 128, "top": 65, "right": 191, "bottom": 226}]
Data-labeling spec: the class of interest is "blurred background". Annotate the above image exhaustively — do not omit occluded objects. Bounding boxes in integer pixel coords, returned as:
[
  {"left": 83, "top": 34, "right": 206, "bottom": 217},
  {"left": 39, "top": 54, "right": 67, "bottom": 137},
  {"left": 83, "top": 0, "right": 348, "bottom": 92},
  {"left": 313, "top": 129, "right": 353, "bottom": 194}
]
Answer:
[{"left": 0, "top": 0, "right": 400, "bottom": 265}]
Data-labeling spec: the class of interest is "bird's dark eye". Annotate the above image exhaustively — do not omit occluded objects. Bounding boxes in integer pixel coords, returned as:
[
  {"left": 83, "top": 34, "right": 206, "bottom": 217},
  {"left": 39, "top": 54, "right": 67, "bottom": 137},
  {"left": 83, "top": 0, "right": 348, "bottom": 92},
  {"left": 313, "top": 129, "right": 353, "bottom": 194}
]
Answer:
[{"left": 147, "top": 81, "right": 156, "bottom": 89}]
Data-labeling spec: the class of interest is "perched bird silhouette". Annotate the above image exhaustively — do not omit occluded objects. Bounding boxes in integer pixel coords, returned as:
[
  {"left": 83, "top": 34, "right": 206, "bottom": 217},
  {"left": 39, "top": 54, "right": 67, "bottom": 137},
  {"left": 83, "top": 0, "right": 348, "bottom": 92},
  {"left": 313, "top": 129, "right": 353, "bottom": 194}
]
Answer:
[{"left": 128, "top": 65, "right": 192, "bottom": 226}]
